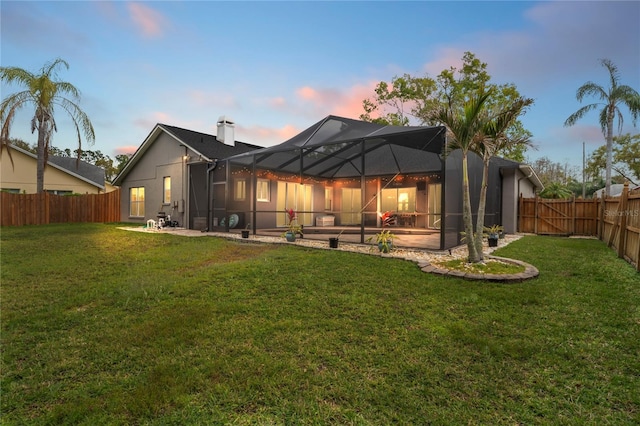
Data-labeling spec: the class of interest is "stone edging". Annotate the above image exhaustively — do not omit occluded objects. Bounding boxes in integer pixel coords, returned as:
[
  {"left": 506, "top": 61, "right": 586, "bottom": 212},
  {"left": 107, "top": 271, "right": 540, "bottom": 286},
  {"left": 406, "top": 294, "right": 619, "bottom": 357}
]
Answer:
[
  {"left": 415, "top": 255, "right": 539, "bottom": 282},
  {"left": 120, "top": 227, "right": 539, "bottom": 282}
]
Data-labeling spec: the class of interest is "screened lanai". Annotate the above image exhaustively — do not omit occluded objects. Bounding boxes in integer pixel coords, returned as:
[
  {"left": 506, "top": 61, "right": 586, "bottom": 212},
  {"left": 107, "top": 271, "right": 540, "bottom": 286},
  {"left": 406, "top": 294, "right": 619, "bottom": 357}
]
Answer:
[{"left": 213, "top": 115, "right": 465, "bottom": 250}]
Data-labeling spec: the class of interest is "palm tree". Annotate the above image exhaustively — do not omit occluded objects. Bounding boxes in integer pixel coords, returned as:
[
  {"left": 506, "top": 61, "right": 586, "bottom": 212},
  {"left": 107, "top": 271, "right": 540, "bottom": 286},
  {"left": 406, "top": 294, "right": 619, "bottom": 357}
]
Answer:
[
  {"left": 473, "top": 97, "right": 534, "bottom": 259},
  {"left": 1, "top": 58, "right": 95, "bottom": 193},
  {"left": 564, "top": 59, "right": 640, "bottom": 196},
  {"left": 430, "top": 90, "right": 492, "bottom": 263}
]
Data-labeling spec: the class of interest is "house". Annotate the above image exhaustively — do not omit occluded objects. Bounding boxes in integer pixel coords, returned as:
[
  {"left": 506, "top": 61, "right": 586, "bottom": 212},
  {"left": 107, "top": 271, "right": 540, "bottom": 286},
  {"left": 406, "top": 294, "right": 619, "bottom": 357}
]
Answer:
[
  {"left": 112, "top": 117, "right": 260, "bottom": 229},
  {"left": 1, "top": 144, "right": 112, "bottom": 194},
  {"left": 222, "top": 115, "right": 542, "bottom": 249},
  {"left": 117, "top": 115, "right": 542, "bottom": 250}
]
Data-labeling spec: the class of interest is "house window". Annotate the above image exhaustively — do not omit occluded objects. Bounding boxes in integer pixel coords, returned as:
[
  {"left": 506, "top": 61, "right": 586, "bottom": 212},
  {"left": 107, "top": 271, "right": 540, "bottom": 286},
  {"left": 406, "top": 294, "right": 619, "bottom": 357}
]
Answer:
[
  {"left": 325, "top": 187, "right": 333, "bottom": 210},
  {"left": 234, "top": 179, "right": 246, "bottom": 201},
  {"left": 130, "top": 187, "right": 145, "bottom": 217},
  {"left": 46, "top": 189, "right": 73, "bottom": 195},
  {"left": 1, "top": 188, "right": 20, "bottom": 194},
  {"left": 163, "top": 177, "right": 171, "bottom": 204},
  {"left": 256, "top": 179, "right": 270, "bottom": 202}
]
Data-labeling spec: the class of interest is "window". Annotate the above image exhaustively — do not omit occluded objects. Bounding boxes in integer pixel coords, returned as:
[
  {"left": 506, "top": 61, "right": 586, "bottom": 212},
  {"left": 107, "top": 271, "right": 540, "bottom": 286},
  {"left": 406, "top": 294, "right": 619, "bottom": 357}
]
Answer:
[
  {"left": 324, "top": 187, "right": 333, "bottom": 210},
  {"left": 130, "top": 187, "right": 145, "bottom": 217},
  {"left": 1, "top": 188, "right": 20, "bottom": 194},
  {"left": 381, "top": 188, "right": 416, "bottom": 213},
  {"left": 256, "top": 179, "right": 270, "bottom": 202},
  {"left": 234, "top": 179, "right": 246, "bottom": 201},
  {"left": 163, "top": 177, "right": 171, "bottom": 204}
]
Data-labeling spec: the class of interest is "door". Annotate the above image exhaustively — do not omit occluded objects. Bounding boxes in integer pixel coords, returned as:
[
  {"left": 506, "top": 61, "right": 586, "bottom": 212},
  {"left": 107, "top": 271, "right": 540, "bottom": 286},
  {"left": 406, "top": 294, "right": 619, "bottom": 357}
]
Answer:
[
  {"left": 277, "top": 182, "right": 313, "bottom": 226},
  {"left": 341, "top": 188, "right": 362, "bottom": 225}
]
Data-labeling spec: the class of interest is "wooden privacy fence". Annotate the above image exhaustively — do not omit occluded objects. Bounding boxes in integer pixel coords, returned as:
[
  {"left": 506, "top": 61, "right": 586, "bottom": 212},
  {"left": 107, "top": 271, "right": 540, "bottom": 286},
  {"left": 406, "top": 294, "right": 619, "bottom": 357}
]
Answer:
[
  {"left": 519, "top": 183, "right": 640, "bottom": 271},
  {"left": 0, "top": 189, "right": 120, "bottom": 226}
]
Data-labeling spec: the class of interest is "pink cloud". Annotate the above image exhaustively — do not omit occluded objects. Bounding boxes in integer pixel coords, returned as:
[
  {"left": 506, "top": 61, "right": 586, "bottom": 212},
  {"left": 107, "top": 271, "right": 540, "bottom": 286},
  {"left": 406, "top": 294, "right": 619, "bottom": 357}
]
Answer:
[
  {"left": 294, "top": 81, "right": 378, "bottom": 120},
  {"left": 115, "top": 145, "right": 138, "bottom": 155},
  {"left": 237, "top": 123, "right": 300, "bottom": 146},
  {"left": 127, "top": 2, "right": 167, "bottom": 38}
]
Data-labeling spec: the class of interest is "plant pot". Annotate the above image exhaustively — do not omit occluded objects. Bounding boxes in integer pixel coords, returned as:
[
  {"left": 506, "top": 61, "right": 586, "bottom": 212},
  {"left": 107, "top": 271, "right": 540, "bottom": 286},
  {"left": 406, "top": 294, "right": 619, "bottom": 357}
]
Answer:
[
  {"left": 378, "top": 242, "right": 393, "bottom": 253},
  {"left": 285, "top": 231, "right": 296, "bottom": 242},
  {"left": 329, "top": 237, "right": 339, "bottom": 248},
  {"left": 241, "top": 230, "right": 250, "bottom": 238},
  {"left": 488, "top": 237, "right": 498, "bottom": 247}
]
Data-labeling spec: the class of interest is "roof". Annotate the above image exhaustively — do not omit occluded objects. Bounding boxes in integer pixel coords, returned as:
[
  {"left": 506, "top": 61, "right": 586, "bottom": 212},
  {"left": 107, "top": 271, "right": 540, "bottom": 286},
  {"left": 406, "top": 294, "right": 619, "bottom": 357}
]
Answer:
[
  {"left": 226, "top": 115, "right": 447, "bottom": 179},
  {"left": 48, "top": 156, "right": 106, "bottom": 188},
  {"left": 159, "top": 124, "right": 260, "bottom": 160},
  {"left": 112, "top": 123, "right": 261, "bottom": 185},
  {"left": 7, "top": 144, "right": 106, "bottom": 190}
]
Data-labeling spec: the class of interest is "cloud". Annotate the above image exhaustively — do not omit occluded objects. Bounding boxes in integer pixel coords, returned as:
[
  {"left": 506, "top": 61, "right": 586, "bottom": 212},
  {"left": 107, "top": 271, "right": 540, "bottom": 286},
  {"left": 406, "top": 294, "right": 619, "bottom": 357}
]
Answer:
[
  {"left": 127, "top": 2, "right": 168, "bottom": 39},
  {"left": 292, "top": 81, "right": 378, "bottom": 120},
  {"left": 237, "top": 124, "right": 300, "bottom": 146},
  {"left": 1, "top": 2, "right": 89, "bottom": 53},
  {"left": 114, "top": 145, "right": 138, "bottom": 155}
]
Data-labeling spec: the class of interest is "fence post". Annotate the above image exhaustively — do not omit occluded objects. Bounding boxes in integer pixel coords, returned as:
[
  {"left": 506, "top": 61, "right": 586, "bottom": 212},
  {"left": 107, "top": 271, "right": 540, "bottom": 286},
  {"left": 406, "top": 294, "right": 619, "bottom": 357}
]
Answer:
[
  {"left": 617, "top": 182, "right": 629, "bottom": 259},
  {"left": 533, "top": 193, "right": 538, "bottom": 235},
  {"left": 572, "top": 195, "right": 576, "bottom": 235}
]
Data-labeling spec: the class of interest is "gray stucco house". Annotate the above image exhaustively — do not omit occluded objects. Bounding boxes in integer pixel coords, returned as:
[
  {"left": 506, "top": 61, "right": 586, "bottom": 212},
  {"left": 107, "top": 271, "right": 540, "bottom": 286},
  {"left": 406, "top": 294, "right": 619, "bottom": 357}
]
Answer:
[
  {"left": 114, "top": 115, "right": 542, "bottom": 250},
  {"left": 112, "top": 117, "right": 259, "bottom": 229}
]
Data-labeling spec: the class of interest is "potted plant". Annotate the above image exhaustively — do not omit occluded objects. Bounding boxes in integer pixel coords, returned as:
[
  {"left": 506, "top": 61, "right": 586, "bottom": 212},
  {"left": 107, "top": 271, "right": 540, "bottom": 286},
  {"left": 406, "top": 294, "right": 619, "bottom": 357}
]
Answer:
[
  {"left": 484, "top": 224, "right": 503, "bottom": 247},
  {"left": 329, "top": 229, "right": 344, "bottom": 248},
  {"left": 282, "top": 208, "right": 303, "bottom": 242},
  {"left": 367, "top": 229, "right": 396, "bottom": 253}
]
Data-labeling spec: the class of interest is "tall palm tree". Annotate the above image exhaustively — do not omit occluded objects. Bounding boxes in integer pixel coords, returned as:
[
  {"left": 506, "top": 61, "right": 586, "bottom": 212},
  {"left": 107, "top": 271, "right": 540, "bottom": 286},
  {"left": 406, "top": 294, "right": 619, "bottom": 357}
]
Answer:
[
  {"left": 474, "top": 97, "right": 534, "bottom": 259},
  {"left": 430, "top": 90, "right": 492, "bottom": 263},
  {"left": 1, "top": 58, "right": 95, "bottom": 193},
  {"left": 564, "top": 59, "right": 640, "bottom": 196}
]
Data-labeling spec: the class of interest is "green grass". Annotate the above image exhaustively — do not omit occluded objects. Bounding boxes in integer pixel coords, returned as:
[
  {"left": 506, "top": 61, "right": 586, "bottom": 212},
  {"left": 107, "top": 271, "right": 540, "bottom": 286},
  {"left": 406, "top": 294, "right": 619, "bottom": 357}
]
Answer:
[{"left": 1, "top": 224, "right": 639, "bottom": 425}]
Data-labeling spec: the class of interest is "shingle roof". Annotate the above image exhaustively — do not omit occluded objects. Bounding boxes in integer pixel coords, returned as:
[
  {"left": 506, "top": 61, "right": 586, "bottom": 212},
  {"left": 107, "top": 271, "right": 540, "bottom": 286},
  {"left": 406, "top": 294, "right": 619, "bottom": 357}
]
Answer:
[
  {"left": 48, "top": 156, "right": 105, "bottom": 187},
  {"left": 112, "top": 123, "right": 263, "bottom": 185},
  {"left": 158, "top": 124, "right": 260, "bottom": 159}
]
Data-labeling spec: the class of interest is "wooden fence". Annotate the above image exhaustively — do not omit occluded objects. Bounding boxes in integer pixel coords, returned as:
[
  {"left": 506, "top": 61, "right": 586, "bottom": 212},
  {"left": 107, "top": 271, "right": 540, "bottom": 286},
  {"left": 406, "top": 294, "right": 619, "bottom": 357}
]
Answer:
[
  {"left": 519, "top": 183, "right": 640, "bottom": 271},
  {"left": 0, "top": 189, "right": 121, "bottom": 226}
]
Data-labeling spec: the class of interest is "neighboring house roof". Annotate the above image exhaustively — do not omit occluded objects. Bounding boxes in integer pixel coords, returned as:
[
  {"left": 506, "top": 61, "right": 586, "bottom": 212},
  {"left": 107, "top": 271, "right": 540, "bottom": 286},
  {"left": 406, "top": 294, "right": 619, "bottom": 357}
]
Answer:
[
  {"left": 593, "top": 183, "right": 640, "bottom": 197},
  {"left": 47, "top": 155, "right": 106, "bottom": 188},
  {"left": 226, "top": 115, "right": 447, "bottom": 178},
  {"left": 6, "top": 144, "right": 106, "bottom": 190},
  {"left": 112, "top": 123, "right": 260, "bottom": 186}
]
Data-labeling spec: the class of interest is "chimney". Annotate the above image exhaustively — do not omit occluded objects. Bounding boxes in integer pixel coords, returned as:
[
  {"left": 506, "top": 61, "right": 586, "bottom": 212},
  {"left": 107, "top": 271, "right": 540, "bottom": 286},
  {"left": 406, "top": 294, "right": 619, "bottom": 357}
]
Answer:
[{"left": 216, "top": 115, "right": 235, "bottom": 145}]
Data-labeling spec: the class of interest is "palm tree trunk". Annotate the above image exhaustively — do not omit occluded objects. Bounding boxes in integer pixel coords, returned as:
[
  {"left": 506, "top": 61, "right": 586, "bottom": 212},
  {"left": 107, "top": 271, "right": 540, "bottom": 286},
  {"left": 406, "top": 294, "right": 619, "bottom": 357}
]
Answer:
[
  {"left": 605, "top": 108, "right": 615, "bottom": 196},
  {"left": 474, "top": 157, "right": 490, "bottom": 260},
  {"left": 462, "top": 152, "right": 480, "bottom": 263},
  {"left": 36, "top": 121, "right": 46, "bottom": 193}
]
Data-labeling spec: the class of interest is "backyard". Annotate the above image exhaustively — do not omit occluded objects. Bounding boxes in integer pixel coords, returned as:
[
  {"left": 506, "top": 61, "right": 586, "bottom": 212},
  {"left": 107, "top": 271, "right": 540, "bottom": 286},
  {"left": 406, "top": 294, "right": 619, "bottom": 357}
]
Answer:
[{"left": 1, "top": 223, "right": 638, "bottom": 424}]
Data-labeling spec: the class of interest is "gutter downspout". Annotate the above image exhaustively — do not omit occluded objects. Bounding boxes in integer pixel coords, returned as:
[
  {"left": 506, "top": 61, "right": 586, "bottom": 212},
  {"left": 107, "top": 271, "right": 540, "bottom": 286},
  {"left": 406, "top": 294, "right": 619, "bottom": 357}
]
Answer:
[{"left": 206, "top": 159, "right": 218, "bottom": 232}]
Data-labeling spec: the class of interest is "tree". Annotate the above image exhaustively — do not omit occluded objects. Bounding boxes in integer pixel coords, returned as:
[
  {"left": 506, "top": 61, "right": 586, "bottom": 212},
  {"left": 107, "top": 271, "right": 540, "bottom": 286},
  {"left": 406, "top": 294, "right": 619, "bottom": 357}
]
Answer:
[
  {"left": 539, "top": 182, "right": 573, "bottom": 199},
  {"left": 586, "top": 133, "right": 639, "bottom": 185},
  {"left": 564, "top": 59, "right": 640, "bottom": 196},
  {"left": 429, "top": 90, "right": 492, "bottom": 263},
  {"left": 360, "top": 52, "right": 534, "bottom": 162},
  {"left": 473, "top": 97, "right": 533, "bottom": 259},
  {"left": 0, "top": 58, "right": 95, "bottom": 193},
  {"left": 114, "top": 154, "right": 131, "bottom": 178}
]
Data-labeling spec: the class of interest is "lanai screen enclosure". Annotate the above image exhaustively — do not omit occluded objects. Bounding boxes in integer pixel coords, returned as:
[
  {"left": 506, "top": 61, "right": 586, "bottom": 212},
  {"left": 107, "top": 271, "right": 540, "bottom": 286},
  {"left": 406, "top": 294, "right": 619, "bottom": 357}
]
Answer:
[{"left": 211, "top": 115, "right": 489, "bottom": 250}]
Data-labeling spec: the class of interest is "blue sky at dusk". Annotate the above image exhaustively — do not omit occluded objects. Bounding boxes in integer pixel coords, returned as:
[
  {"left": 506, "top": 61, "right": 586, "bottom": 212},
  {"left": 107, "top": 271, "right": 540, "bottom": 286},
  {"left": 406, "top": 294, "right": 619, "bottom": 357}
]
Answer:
[{"left": 1, "top": 1, "right": 638, "bottom": 173}]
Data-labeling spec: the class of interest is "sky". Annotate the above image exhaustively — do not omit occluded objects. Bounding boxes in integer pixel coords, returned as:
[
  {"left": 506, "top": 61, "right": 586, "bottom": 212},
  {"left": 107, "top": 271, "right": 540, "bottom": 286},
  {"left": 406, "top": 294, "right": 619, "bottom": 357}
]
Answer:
[{"left": 1, "top": 1, "right": 639, "bottom": 174}]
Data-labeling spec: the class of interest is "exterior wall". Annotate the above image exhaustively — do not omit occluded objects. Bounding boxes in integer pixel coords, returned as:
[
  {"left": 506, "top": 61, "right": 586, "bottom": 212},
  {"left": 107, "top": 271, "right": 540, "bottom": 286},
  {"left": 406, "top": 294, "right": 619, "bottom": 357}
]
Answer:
[
  {"left": 1, "top": 148, "right": 101, "bottom": 194},
  {"left": 501, "top": 166, "right": 538, "bottom": 234},
  {"left": 117, "top": 132, "right": 189, "bottom": 226}
]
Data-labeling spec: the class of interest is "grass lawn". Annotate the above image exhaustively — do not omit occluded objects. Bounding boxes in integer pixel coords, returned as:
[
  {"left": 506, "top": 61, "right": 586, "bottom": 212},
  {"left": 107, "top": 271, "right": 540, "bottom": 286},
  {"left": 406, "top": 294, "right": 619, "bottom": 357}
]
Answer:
[{"left": 1, "top": 223, "right": 639, "bottom": 425}]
